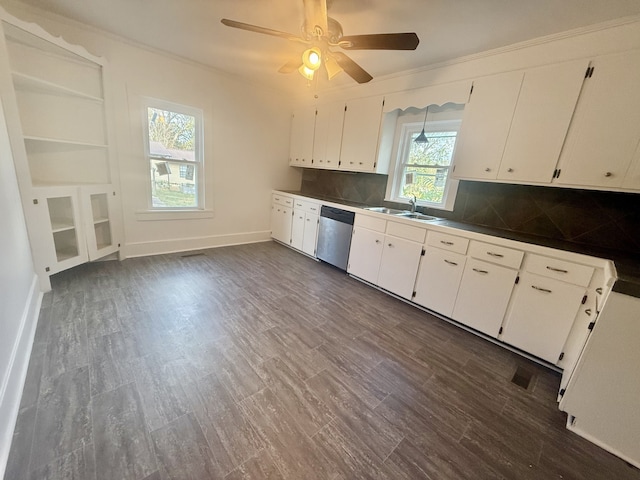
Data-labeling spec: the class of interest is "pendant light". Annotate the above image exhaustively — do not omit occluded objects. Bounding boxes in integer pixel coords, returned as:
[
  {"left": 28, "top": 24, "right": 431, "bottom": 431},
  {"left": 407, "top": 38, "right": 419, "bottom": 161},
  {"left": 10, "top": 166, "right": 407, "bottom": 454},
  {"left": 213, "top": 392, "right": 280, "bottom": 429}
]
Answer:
[{"left": 414, "top": 106, "right": 429, "bottom": 144}]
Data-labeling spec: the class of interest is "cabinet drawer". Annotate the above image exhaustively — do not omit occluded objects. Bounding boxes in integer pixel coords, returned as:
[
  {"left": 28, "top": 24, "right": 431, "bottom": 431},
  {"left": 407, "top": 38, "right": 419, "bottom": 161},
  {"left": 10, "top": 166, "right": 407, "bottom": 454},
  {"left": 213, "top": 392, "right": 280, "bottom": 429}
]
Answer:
[
  {"left": 468, "top": 240, "right": 524, "bottom": 269},
  {"left": 386, "top": 221, "right": 427, "bottom": 243},
  {"left": 354, "top": 214, "right": 386, "bottom": 233},
  {"left": 272, "top": 193, "right": 293, "bottom": 207},
  {"left": 427, "top": 231, "right": 469, "bottom": 254},
  {"left": 293, "top": 199, "right": 320, "bottom": 215},
  {"left": 525, "top": 254, "right": 594, "bottom": 287}
]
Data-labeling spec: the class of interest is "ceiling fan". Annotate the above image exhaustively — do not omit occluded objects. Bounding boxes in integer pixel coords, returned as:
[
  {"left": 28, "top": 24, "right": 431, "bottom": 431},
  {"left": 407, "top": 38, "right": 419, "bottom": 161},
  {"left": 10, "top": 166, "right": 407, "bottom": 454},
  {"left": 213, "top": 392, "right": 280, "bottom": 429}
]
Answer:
[{"left": 221, "top": 0, "right": 419, "bottom": 84}]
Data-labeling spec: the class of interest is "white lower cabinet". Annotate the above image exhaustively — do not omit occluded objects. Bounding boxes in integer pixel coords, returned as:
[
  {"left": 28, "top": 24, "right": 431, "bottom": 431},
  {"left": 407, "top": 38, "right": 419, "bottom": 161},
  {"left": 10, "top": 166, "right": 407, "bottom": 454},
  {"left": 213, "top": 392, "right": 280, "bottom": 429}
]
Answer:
[
  {"left": 377, "top": 235, "right": 423, "bottom": 300},
  {"left": 302, "top": 213, "right": 319, "bottom": 256},
  {"left": 451, "top": 258, "right": 518, "bottom": 337},
  {"left": 270, "top": 204, "right": 292, "bottom": 244},
  {"left": 500, "top": 272, "right": 586, "bottom": 364},
  {"left": 413, "top": 248, "right": 466, "bottom": 317},
  {"left": 291, "top": 210, "right": 305, "bottom": 250},
  {"left": 347, "top": 226, "right": 384, "bottom": 284}
]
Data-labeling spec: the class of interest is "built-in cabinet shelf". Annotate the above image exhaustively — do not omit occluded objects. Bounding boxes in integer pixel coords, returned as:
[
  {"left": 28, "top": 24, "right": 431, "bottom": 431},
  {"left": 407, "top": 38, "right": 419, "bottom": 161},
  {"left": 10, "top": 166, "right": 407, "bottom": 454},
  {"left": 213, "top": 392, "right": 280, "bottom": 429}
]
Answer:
[{"left": 0, "top": 9, "right": 121, "bottom": 289}]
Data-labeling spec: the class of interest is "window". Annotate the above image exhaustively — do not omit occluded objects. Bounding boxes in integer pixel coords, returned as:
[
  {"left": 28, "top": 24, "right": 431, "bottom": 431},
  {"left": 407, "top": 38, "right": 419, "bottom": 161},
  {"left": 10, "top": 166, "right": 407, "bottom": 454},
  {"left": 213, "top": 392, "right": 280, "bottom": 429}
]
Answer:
[
  {"left": 143, "top": 99, "right": 203, "bottom": 209},
  {"left": 387, "top": 104, "right": 463, "bottom": 210}
]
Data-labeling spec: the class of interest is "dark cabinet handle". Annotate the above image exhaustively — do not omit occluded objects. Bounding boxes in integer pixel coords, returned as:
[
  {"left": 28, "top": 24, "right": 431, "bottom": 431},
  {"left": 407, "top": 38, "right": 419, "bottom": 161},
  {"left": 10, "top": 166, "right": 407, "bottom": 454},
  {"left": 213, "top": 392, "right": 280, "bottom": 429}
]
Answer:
[
  {"left": 440, "top": 240, "right": 454, "bottom": 246},
  {"left": 487, "top": 252, "right": 504, "bottom": 258},
  {"left": 546, "top": 266, "right": 568, "bottom": 274},
  {"left": 444, "top": 259, "right": 458, "bottom": 266},
  {"left": 473, "top": 268, "right": 489, "bottom": 274},
  {"left": 532, "top": 285, "right": 552, "bottom": 293}
]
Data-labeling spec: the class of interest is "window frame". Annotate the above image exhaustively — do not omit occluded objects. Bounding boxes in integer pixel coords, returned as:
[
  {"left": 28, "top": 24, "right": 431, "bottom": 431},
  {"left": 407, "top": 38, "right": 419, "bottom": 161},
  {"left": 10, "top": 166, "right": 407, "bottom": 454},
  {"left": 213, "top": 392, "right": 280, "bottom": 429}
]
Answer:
[
  {"left": 141, "top": 97, "right": 205, "bottom": 211},
  {"left": 386, "top": 112, "right": 461, "bottom": 211}
]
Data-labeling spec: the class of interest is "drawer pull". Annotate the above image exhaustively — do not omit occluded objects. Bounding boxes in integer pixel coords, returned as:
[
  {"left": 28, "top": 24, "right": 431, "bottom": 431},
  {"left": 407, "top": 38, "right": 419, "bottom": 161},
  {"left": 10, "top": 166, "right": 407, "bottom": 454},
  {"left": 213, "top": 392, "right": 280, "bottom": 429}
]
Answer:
[
  {"left": 473, "top": 268, "right": 489, "bottom": 274},
  {"left": 440, "top": 240, "right": 454, "bottom": 246},
  {"left": 532, "top": 285, "right": 552, "bottom": 293},
  {"left": 487, "top": 252, "right": 504, "bottom": 258},
  {"left": 546, "top": 266, "right": 568, "bottom": 274},
  {"left": 444, "top": 259, "right": 458, "bottom": 266}
]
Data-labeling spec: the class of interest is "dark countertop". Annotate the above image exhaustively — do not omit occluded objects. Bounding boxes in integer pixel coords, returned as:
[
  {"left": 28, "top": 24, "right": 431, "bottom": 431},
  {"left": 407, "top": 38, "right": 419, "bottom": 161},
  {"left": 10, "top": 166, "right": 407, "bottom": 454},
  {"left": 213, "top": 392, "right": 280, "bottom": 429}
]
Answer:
[{"left": 277, "top": 190, "right": 640, "bottom": 297}]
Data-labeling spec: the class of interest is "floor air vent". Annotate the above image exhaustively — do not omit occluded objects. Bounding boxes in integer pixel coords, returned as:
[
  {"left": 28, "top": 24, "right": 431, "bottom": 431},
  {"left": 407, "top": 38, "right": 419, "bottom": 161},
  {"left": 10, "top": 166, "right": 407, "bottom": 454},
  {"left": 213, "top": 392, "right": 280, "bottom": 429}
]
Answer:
[{"left": 511, "top": 366, "right": 534, "bottom": 390}]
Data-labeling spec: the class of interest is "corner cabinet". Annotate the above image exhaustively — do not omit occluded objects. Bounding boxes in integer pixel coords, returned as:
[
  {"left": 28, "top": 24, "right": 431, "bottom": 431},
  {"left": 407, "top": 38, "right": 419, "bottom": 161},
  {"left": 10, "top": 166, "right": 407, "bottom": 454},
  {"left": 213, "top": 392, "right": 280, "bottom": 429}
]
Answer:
[
  {"left": 0, "top": 9, "right": 122, "bottom": 289},
  {"left": 289, "top": 105, "right": 315, "bottom": 167}
]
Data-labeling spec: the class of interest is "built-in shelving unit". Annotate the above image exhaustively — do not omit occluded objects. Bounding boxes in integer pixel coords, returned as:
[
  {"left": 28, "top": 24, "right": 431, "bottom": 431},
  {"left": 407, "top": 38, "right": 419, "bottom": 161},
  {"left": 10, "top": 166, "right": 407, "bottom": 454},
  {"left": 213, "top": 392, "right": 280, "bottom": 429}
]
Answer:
[{"left": 0, "top": 8, "right": 121, "bottom": 288}]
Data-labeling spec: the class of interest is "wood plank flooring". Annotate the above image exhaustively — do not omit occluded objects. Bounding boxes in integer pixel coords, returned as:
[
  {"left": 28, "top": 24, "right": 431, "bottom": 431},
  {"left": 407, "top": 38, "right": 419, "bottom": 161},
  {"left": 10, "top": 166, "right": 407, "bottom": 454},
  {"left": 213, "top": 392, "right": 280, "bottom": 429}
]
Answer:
[{"left": 5, "top": 241, "right": 640, "bottom": 480}]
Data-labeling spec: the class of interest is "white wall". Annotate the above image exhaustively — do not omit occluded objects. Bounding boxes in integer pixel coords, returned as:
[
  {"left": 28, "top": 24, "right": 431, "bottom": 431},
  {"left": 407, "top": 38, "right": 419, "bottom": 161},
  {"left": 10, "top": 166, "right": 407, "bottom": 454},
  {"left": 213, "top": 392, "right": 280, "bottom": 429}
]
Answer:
[
  {"left": 2, "top": 0, "right": 302, "bottom": 258},
  {"left": 0, "top": 97, "right": 41, "bottom": 479}
]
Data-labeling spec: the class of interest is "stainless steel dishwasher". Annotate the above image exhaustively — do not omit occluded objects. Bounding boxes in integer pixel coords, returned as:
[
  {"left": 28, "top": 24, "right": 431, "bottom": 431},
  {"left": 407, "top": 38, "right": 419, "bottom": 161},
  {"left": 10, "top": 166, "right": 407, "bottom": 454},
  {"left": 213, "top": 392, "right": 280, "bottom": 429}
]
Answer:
[{"left": 316, "top": 206, "right": 355, "bottom": 271}]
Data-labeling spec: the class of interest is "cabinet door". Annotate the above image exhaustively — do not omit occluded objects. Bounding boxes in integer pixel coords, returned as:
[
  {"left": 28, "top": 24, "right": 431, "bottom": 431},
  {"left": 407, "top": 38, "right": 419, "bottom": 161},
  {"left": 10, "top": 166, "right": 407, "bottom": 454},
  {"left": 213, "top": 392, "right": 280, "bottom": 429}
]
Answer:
[
  {"left": 302, "top": 213, "right": 319, "bottom": 256},
  {"left": 40, "top": 187, "right": 88, "bottom": 274},
  {"left": 339, "top": 96, "right": 384, "bottom": 172},
  {"left": 413, "top": 248, "right": 467, "bottom": 317},
  {"left": 451, "top": 259, "right": 518, "bottom": 338},
  {"left": 555, "top": 51, "right": 640, "bottom": 188},
  {"left": 313, "top": 101, "right": 344, "bottom": 169},
  {"left": 377, "top": 235, "right": 424, "bottom": 300},
  {"left": 289, "top": 106, "right": 315, "bottom": 167},
  {"left": 622, "top": 139, "right": 640, "bottom": 190},
  {"left": 271, "top": 204, "right": 292, "bottom": 244},
  {"left": 81, "top": 185, "right": 119, "bottom": 260},
  {"left": 501, "top": 272, "right": 585, "bottom": 364},
  {"left": 291, "top": 210, "right": 305, "bottom": 250},
  {"left": 452, "top": 71, "right": 523, "bottom": 180},
  {"left": 497, "top": 59, "right": 588, "bottom": 183},
  {"left": 347, "top": 226, "right": 384, "bottom": 284}
]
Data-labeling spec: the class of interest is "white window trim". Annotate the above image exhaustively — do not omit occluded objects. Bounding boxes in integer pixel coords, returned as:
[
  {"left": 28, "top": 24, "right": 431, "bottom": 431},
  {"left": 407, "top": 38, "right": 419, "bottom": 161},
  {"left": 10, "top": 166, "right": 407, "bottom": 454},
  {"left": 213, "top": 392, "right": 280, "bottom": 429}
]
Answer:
[
  {"left": 385, "top": 115, "right": 461, "bottom": 211},
  {"left": 141, "top": 97, "right": 205, "bottom": 212}
]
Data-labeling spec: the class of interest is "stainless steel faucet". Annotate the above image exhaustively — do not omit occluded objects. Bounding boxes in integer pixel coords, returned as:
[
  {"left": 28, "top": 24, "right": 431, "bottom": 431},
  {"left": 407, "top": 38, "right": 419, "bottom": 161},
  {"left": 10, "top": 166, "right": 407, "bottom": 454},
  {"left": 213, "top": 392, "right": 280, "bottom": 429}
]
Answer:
[{"left": 409, "top": 195, "right": 417, "bottom": 213}]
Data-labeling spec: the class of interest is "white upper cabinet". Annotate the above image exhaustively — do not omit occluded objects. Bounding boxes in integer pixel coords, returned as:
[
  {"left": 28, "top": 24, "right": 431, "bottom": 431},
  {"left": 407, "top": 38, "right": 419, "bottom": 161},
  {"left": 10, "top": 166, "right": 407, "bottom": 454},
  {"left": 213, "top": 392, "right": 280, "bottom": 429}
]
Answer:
[
  {"left": 554, "top": 51, "right": 640, "bottom": 189},
  {"left": 313, "top": 101, "right": 344, "bottom": 169},
  {"left": 452, "top": 71, "right": 523, "bottom": 180},
  {"left": 622, "top": 140, "right": 640, "bottom": 190},
  {"left": 289, "top": 105, "right": 315, "bottom": 167},
  {"left": 339, "top": 95, "right": 384, "bottom": 172},
  {"left": 497, "top": 59, "right": 589, "bottom": 183}
]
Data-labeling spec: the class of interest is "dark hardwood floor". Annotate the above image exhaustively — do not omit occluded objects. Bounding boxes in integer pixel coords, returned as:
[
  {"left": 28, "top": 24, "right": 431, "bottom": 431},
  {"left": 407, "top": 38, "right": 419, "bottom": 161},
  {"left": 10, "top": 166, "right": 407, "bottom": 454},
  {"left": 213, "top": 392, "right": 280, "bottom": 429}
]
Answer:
[{"left": 6, "top": 241, "right": 640, "bottom": 479}]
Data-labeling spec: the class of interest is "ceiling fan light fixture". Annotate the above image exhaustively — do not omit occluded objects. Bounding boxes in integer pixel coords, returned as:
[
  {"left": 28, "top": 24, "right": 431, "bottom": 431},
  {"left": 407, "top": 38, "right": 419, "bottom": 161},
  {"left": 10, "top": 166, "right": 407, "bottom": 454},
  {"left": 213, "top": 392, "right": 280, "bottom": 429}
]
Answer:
[
  {"left": 302, "top": 47, "right": 322, "bottom": 71},
  {"left": 298, "top": 64, "right": 315, "bottom": 80},
  {"left": 324, "top": 54, "right": 343, "bottom": 80},
  {"left": 414, "top": 106, "right": 430, "bottom": 144}
]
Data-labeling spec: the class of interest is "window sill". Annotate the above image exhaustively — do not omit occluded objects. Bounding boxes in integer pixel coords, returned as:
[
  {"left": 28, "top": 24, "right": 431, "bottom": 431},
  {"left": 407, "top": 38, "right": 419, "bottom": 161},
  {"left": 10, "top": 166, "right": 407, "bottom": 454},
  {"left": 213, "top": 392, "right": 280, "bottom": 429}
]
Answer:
[{"left": 135, "top": 209, "right": 214, "bottom": 221}]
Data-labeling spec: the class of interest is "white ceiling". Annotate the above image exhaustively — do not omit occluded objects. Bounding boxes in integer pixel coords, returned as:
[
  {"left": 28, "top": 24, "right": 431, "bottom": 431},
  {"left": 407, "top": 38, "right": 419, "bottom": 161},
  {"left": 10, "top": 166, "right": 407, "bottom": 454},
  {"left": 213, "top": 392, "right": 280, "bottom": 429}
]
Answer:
[{"left": 7, "top": 0, "right": 640, "bottom": 93}]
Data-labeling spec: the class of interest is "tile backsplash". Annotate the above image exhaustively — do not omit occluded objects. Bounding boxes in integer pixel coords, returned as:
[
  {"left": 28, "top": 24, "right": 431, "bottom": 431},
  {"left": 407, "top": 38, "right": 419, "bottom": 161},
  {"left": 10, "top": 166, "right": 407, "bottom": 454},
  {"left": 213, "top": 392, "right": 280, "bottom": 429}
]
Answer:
[{"left": 300, "top": 169, "right": 640, "bottom": 256}]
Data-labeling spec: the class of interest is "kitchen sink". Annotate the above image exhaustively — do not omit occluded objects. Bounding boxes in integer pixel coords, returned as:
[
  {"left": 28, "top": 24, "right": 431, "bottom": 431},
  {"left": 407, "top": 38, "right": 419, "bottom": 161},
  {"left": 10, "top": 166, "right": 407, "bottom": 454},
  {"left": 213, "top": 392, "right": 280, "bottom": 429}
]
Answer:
[
  {"left": 364, "top": 207, "right": 410, "bottom": 215},
  {"left": 395, "top": 212, "right": 439, "bottom": 221},
  {"left": 364, "top": 206, "right": 441, "bottom": 222}
]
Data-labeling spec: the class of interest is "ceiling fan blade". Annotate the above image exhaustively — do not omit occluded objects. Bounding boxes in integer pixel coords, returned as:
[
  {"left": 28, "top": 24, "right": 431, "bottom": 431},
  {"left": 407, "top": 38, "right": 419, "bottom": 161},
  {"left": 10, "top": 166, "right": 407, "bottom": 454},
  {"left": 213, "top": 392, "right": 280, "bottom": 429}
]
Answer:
[
  {"left": 303, "top": 0, "right": 328, "bottom": 36},
  {"left": 332, "top": 51, "right": 373, "bottom": 84},
  {"left": 221, "top": 19, "right": 305, "bottom": 43},
  {"left": 339, "top": 32, "right": 420, "bottom": 50},
  {"left": 278, "top": 58, "right": 302, "bottom": 74}
]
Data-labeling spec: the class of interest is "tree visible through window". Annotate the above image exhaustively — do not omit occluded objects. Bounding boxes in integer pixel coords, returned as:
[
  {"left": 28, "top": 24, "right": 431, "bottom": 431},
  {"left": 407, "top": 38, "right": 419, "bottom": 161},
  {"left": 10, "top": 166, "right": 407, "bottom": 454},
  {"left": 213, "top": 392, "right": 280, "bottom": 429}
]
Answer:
[
  {"left": 400, "top": 129, "right": 457, "bottom": 204},
  {"left": 145, "top": 100, "right": 203, "bottom": 209}
]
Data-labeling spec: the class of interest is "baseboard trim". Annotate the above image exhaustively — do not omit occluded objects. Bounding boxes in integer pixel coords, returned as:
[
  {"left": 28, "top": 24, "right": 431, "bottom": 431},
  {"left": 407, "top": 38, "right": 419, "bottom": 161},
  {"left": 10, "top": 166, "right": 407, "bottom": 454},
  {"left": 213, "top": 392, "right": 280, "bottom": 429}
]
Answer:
[
  {"left": 123, "top": 230, "right": 272, "bottom": 258},
  {"left": 0, "top": 274, "right": 42, "bottom": 479}
]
